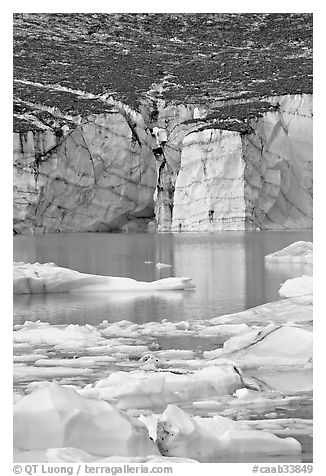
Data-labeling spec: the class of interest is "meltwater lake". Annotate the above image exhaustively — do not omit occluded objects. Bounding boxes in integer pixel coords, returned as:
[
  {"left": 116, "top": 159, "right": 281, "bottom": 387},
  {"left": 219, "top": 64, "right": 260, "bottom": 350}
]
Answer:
[
  {"left": 13, "top": 230, "right": 313, "bottom": 462},
  {"left": 13, "top": 230, "right": 313, "bottom": 326}
]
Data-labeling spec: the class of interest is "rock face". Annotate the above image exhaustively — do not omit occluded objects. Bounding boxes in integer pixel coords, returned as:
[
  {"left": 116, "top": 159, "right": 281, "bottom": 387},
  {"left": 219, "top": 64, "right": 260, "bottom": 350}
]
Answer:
[{"left": 14, "top": 110, "right": 156, "bottom": 233}]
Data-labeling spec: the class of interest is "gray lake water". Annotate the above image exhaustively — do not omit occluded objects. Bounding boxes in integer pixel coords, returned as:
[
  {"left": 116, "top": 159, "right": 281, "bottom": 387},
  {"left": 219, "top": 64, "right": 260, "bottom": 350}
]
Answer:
[
  {"left": 13, "top": 231, "right": 313, "bottom": 325},
  {"left": 13, "top": 230, "right": 313, "bottom": 462}
]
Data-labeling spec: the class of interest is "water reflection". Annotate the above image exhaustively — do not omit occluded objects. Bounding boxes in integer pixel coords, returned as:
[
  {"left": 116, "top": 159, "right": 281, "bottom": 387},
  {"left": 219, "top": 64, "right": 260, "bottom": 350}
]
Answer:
[
  {"left": 13, "top": 231, "right": 312, "bottom": 325},
  {"left": 13, "top": 290, "right": 186, "bottom": 326}
]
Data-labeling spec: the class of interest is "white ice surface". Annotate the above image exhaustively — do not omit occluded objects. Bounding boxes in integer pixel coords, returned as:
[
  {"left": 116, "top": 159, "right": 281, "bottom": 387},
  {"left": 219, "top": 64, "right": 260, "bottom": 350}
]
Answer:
[
  {"left": 14, "top": 262, "right": 194, "bottom": 294},
  {"left": 14, "top": 363, "right": 94, "bottom": 382},
  {"left": 156, "top": 405, "right": 301, "bottom": 462},
  {"left": 78, "top": 365, "right": 243, "bottom": 410},
  {"left": 155, "top": 263, "right": 173, "bottom": 269},
  {"left": 14, "top": 322, "right": 100, "bottom": 347},
  {"left": 206, "top": 325, "right": 312, "bottom": 369},
  {"left": 265, "top": 241, "right": 313, "bottom": 264},
  {"left": 209, "top": 296, "right": 312, "bottom": 326},
  {"left": 14, "top": 382, "right": 158, "bottom": 457},
  {"left": 279, "top": 275, "right": 313, "bottom": 298}
]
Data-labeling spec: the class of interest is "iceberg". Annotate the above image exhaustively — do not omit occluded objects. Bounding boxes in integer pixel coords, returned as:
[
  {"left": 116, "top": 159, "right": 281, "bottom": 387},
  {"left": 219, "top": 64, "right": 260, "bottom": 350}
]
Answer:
[
  {"left": 156, "top": 405, "right": 301, "bottom": 462},
  {"left": 13, "top": 322, "right": 101, "bottom": 347},
  {"left": 209, "top": 296, "right": 312, "bottom": 326},
  {"left": 265, "top": 241, "right": 313, "bottom": 264},
  {"left": 79, "top": 365, "right": 243, "bottom": 410},
  {"left": 14, "top": 382, "right": 158, "bottom": 457},
  {"left": 206, "top": 325, "right": 312, "bottom": 369},
  {"left": 13, "top": 364, "right": 93, "bottom": 382},
  {"left": 13, "top": 262, "right": 195, "bottom": 294},
  {"left": 279, "top": 275, "right": 313, "bottom": 298},
  {"left": 155, "top": 263, "right": 173, "bottom": 269}
]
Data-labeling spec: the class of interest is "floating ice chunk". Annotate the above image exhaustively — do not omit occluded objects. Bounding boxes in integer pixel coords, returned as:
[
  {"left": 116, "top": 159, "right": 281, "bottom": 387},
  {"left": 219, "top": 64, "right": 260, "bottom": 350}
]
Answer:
[
  {"left": 13, "top": 262, "right": 194, "bottom": 294},
  {"left": 265, "top": 241, "right": 313, "bottom": 264},
  {"left": 100, "top": 320, "right": 139, "bottom": 337},
  {"left": 83, "top": 365, "right": 243, "bottom": 410},
  {"left": 210, "top": 325, "right": 312, "bottom": 369},
  {"left": 13, "top": 343, "right": 33, "bottom": 352},
  {"left": 156, "top": 405, "right": 301, "bottom": 462},
  {"left": 203, "top": 348, "right": 223, "bottom": 359},
  {"left": 175, "top": 321, "right": 192, "bottom": 330},
  {"left": 34, "top": 356, "right": 115, "bottom": 368},
  {"left": 234, "top": 388, "right": 260, "bottom": 400},
  {"left": 279, "top": 275, "right": 313, "bottom": 298},
  {"left": 209, "top": 297, "right": 312, "bottom": 325},
  {"left": 198, "top": 324, "right": 250, "bottom": 337},
  {"left": 14, "top": 354, "right": 48, "bottom": 363},
  {"left": 14, "top": 364, "right": 93, "bottom": 382},
  {"left": 155, "top": 262, "right": 173, "bottom": 269},
  {"left": 13, "top": 322, "right": 101, "bottom": 348},
  {"left": 154, "top": 350, "right": 195, "bottom": 360},
  {"left": 14, "top": 382, "right": 158, "bottom": 457},
  {"left": 246, "top": 368, "right": 313, "bottom": 393},
  {"left": 242, "top": 418, "right": 313, "bottom": 437},
  {"left": 13, "top": 322, "right": 141, "bottom": 356}
]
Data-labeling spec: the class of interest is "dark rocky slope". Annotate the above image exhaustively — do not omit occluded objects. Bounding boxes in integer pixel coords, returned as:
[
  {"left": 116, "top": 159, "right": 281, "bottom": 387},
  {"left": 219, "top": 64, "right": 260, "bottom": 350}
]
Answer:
[{"left": 13, "top": 13, "right": 313, "bottom": 233}]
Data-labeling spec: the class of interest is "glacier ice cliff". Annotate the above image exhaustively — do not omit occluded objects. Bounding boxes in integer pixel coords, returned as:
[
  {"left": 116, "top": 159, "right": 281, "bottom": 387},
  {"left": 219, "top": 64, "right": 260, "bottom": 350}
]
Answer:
[
  {"left": 169, "top": 94, "right": 312, "bottom": 231},
  {"left": 14, "top": 106, "right": 156, "bottom": 234},
  {"left": 13, "top": 13, "right": 312, "bottom": 234},
  {"left": 13, "top": 94, "right": 312, "bottom": 233}
]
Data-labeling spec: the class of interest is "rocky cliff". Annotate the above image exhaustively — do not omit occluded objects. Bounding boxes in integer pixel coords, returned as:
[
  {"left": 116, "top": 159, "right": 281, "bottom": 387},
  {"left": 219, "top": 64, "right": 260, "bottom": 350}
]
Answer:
[{"left": 13, "top": 13, "right": 313, "bottom": 234}]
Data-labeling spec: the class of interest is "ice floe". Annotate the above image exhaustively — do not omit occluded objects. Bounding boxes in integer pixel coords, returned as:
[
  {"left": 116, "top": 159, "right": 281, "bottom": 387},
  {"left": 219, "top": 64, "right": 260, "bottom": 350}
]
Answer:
[
  {"left": 13, "top": 260, "right": 313, "bottom": 463},
  {"left": 14, "top": 262, "right": 194, "bottom": 294},
  {"left": 78, "top": 365, "right": 243, "bottom": 410},
  {"left": 209, "top": 296, "right": 312, "bottom": 326},
  {"left": 14, "top": 364, "right": 93, "bottom": 382},
  {"left": 13, "top": 322, "right": 101, "bottom": 350},
  {"left": 156, "top": 405, "right": 301, "bottom": 462},
  {"left": 279, "top": 275, "right": 313, "bottom": 298},
  {"left": 14, "top": 383, "right": 158, "bottom": 457},
  {"left": 206, "top": 325, "right": 312, "bottom": 369},
  {"left": 244, "top": 368, "right": 313, "bottom": 393},
  {"left": 265, "top": 241, "right": 313, "bottom": 264},
  {"left": 155, "top": 262, "right": 173, "bottom": 269}
]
